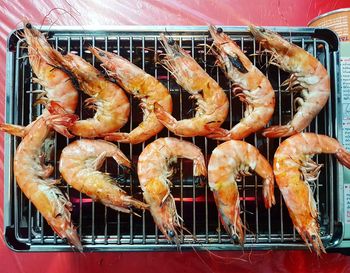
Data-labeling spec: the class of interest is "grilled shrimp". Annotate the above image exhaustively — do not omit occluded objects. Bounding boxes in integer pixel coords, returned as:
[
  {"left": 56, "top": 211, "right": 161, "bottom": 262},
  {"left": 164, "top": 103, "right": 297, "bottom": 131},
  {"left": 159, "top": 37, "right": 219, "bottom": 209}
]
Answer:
[
  {"left": 1, "top": 21, "right": 79, "bottom": 137},
  {"left": 23, "top": 20, "right": 78, "bottom": 114},
  {"left": 154, "top": 34, "right": 229, "bottom": 137},
  {"left": 90, "top": 47, "right": 172, "bottom": 144},
  {"left": 52, "top": 53, "right": 130, "bottom": 138},
  {"left": 3, "top": 102, "right": 81, "bottom": 250},
  {"left": 273, "top": 133, "right": 350, "bottom": 255},
  {"left": 208, "top": 140, "right": 275, "bottom": 244},
  {"left": 137, "top": 137, "right": 207, "bottom": 242},
  {"left": 208, "top": 25, "right": 275, "bottom": 140},
  {"left": 249, "top": 25, "right": 330, "bottom": 138},
  {"left": 59, "top": 139, "right": 148, "bottom": 213}
]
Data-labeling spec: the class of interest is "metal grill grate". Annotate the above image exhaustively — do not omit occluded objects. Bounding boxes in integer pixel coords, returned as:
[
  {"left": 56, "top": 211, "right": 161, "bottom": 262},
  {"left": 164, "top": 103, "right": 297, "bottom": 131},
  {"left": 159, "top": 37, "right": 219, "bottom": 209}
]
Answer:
[{"left": 4, "top": 26, "right": 339, "bottom": 251}]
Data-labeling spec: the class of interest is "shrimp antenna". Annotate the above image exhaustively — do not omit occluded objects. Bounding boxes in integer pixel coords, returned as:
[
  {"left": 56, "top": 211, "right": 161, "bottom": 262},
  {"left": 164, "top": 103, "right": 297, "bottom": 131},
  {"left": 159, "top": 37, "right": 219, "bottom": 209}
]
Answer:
[
  {"left": 40, "top": 7, "right": 83, "bottom": 32},
  {"left": 82, "top": 39, "right": 94, "bottom": 50},
  {"left": 38, "top": 5, "right": 92, "bottom": 41},
  {"left": 188, "top": 229, "right": 250, "bottom": 265},
  {"left": 182, "top": 222, "right": 251, "bottom": 264},
  {"left": 164, "top": 28, "right": 173, "bottom": 38}
]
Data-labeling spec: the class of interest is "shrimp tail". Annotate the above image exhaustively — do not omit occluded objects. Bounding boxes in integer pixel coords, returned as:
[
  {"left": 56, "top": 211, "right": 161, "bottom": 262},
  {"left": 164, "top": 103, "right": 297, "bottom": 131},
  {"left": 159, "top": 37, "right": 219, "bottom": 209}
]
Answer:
[
  {"left": 104, "top": 132, "right": 130, "bottom": 143},
  {"left": 262, "top": 124, "right": 295, "bottom": 138},
  {"left": 46, "top": 101, "right": 78, "bottom": 138},
  {"left": 263, "top": 177, "right": 276, "bottom": 209},
  {"left": 154, "top": 102, "right": 177, "bottom": 129},
  {"left": 193, "top": 162, "right": 207, "bottom": 178},
  {"left": 203, "top": 121, "right": 224, "bottom": 133},
  {"left": 0, "top": 123, "right": 28, "bottom": 137},
  {"left": 122, "top": 195, "right": 149, "bottom": 211},
  {"left": 335, "top": 148, "right": 350, "bottom": 169},
  {"left": 114, "top": 155, "right": 132, "bottom": 169},
  {"left": 204, "top": 126, "right": 232, "bottom": 140}
]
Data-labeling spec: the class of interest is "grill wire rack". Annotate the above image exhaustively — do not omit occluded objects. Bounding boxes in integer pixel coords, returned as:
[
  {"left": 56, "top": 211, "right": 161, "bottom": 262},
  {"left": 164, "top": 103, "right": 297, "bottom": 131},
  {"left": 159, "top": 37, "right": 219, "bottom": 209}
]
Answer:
[{"left": 4, "top": 26, "right": 340, "bottom": 251}]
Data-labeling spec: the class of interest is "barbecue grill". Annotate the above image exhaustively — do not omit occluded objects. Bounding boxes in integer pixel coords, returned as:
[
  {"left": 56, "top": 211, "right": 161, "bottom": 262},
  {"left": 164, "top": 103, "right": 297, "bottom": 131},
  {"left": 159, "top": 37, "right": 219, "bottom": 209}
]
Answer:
[{"left": 4, "top": 26, "right": 343, "bottom": 251}]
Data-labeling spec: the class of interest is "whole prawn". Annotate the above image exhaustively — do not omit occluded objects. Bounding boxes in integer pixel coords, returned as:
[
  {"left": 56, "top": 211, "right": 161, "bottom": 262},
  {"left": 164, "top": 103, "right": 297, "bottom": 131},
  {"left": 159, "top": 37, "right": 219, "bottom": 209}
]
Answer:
[
  {"left": 9, "top": 102, "right": 82, "bottom": 250},
  {"left": 208, "top": 25, "right": 275, "bottom": 140},
  {"left": 52, "top": 53, "right": 130, "bottom": 138},
  {"left": 137, "top": 137, "right": 207, "bottom": 242},
  {"left": 154, "top": 34, "right": 229, "bottom": 137},
  {"left": 89, "top": 47, "right": 172, "bottom": 144},
  {"left": 208, "top": 140, "right": 275, "bottom": 244},
  {"left": 1, "top": 20, "right": 78, "bottom": 137},
  {"left": 273, "top": 133, "right": 350, "bottom": 255},
  {"left": 59, "top": 139, "right": 148, "bottom": 213},
  {"left": 249, "top": 25, "right": 330, "bottom": 138}
]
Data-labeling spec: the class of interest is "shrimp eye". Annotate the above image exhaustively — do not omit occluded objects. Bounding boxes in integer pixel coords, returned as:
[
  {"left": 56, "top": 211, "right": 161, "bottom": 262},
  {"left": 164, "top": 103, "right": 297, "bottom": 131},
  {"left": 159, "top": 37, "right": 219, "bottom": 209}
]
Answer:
[
  {"left": 311, "top": 235, "right": 317, "bottom": 240},
  {"left": 231, "top": 234, "right": 239, "bottom": 243},
  {"left": 55, "top": 213, "right": 62, "bottom": 218},
  {"left": 216, "top": 27, "right": 223, "bottom": 34},
  {"left": 98, "top": 51, "right": 105, "bottom": 57},
  {"left": 26, "top": 23, "right": 32, "bottom": 29},
  {"left": 260, "top": 27, "right": 266, "bottom": 33},
  {"left": 167, "top": 230, "right": 175, "bottom": 238},
  {"left": 167, "top": 37, "right": 175, "bottom": 46}
]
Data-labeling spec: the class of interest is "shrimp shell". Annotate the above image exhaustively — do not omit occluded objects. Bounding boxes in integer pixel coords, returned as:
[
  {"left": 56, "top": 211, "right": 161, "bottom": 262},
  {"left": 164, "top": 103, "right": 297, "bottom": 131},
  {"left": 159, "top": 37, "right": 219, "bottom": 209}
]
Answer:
[
  {"left": 1, "top": 20, "right": 79, "bottom": 138},
  {"left": 249, "top": 25, "right": 330, "bottom": 138},
  {"left": 273, "top": 133, "right": 350, "bottom": 255},
  {"left": 137, "top": 137, "right": 207, "bottom": 242},
  {"left": 11, "top": 102, "right": 81, "bottom": 250},
  {"left": 207, "top": 25, "right": 275, "bottom": 140},
  {"left": 208, "top": 140, "right": 275, "bottom": 244},
  {"left": 90, "top": 47, "right": 172, "bottom": 144},
  {"left": 59, "top": 139, "right": 148, "bottom": 213},
  {"left": 154, "top": 34, "right": 229, "bottom": 137},
  {"left": 23, "top": 19, "right": 78, "bottom": 114},
  {"left": 52, "top": 53, "right": 130, "bottom": 138}
]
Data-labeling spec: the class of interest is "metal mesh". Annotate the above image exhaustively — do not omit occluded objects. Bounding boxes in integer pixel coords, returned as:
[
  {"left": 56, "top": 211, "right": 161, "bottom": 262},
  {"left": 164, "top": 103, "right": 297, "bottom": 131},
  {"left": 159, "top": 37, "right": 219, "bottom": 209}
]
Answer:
[{"left": 5, "top": 27, "right": 337, "bottom": 251}]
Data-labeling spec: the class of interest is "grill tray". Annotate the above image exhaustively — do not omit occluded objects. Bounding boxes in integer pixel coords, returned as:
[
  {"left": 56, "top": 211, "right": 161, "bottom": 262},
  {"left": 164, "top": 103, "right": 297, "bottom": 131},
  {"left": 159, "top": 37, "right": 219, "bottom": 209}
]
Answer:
[{"left": 4, "top": 26, "right": 341, "bottom": 251}]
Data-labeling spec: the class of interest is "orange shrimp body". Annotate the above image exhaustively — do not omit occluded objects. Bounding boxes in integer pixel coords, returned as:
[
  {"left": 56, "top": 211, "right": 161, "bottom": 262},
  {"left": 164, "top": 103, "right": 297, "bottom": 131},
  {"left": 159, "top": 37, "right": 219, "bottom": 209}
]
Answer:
[
  {"left": 208, "top": 140, "right": 275, "bottom": 244},
  {"left": 12, "top": 103, "right": 81, "bottom": 250},
  {"left": 90, "top": 47, "right": 172, "bottom": 144},
  {"left": 208, "top": 25, "right": 275, "bottom": 140},
  {"left": 154, "top": 34, "right": 229, "bottom": 137},
  {"left": 249, "top": 25, "right": 330, "bottom": 138},
  {"left": 137, "top": 137, "right": 207, "bottom": 242},
  {"left": 23, "top": 20, "right": 78, "bottom": 114},
  {"left": 1, "top": 21, "right": 79, "bottom": 138},
  {"left": 273, "top": 133, "right": 350, "bottom": 255},
  {"left": 59, "top": 139, "right": 148, "bottom": 213},
  {"left": 52, "top": 53, "right": 130, "bottom": 138}
]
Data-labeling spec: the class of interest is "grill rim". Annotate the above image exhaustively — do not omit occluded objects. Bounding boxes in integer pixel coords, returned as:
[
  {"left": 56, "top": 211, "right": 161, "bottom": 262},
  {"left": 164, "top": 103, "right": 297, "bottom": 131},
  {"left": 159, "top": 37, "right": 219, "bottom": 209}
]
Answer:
[{"left": 3, "top": 26, "right": 342, "bottom": 252}]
